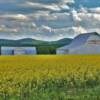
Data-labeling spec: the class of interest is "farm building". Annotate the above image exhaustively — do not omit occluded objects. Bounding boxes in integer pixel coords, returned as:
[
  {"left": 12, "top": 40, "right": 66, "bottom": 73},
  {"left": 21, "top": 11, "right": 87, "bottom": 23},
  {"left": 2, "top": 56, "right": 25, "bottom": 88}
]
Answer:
[
  {"left": 56, "top": 32, "right": 100, "bottom": 54},
  {"left": 1, "top": 47, "right": 37, "bottom": 55}
]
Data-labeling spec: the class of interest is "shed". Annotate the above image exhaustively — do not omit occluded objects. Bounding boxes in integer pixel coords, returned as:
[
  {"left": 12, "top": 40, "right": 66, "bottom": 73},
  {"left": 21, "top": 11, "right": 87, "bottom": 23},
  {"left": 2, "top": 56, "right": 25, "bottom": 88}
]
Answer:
[{"left": 1, "top": 46, "right": 37, "bottom": 55}]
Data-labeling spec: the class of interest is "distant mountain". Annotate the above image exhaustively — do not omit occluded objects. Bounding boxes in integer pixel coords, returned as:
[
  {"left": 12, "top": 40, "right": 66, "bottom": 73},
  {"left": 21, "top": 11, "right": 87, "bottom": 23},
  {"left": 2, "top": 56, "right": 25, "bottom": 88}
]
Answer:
[
  {"left": 0, "top": 39, "right": 16, "bottom": 46},
  {"left": 17, "top": 38, "right": 48, "bottom": 46},
  {"left": 0, "top": 38, "right": 72, "bottom": 47},
  {"left": 51, "top": 38, "right": 72, "bottom": 46}
]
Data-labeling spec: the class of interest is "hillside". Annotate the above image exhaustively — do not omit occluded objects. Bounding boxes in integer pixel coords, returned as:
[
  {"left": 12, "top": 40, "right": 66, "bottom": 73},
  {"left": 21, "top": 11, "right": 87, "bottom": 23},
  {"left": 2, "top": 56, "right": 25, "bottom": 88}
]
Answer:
[
  {"left": 0, "top": 38, "right": 72, "bottom": 54},
  {"left": 0, "top": 38, "right": 72, "bottom": 46}
]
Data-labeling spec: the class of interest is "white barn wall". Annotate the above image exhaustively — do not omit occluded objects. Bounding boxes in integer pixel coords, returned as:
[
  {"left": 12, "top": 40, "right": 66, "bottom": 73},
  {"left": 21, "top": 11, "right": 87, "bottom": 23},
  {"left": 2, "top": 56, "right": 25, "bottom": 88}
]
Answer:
[
  {"left": 14, "top": 47, "right": 37, "bottom": 55},
  {"left": 69, "top": 35, "right": 100, "bottom": 54},
  {"left": 86, "top": 34, "right": 100, "bottom": 41},
  {"left": 70, "top": 44, "right": 100, "bottom": 54},
  {"left": 56, "top": 49, "right": 69, "bottom": 54},
  {"left": 56, "top": 33, "right": 100, "bottom": 54},
  {"left": 1, "top": 47, "right": 14, "bottom": 55},
  {"left": 1, "top": 47, "right": 37, "bottom": 55}
]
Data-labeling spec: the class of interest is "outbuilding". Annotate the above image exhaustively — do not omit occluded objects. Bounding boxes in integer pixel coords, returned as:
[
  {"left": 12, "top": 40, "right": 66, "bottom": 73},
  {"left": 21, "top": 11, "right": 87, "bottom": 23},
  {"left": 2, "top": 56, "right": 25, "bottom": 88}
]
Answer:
[
  {"left": 56, "top": 32, "right": 100, "bottom": 54},
  {"left": 1, "top": 46, "right": 37, "bottom": 55}
]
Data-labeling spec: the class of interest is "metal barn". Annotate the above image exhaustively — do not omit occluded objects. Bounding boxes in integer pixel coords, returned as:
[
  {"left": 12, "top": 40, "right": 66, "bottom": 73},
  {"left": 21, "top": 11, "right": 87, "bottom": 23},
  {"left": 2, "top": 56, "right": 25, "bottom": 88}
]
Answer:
[
  {"left": 56, "top": 32, "right": 100, "bottom": 54},
  {"left": 1, "top": 47, "right": 37, "bottom": 55}
]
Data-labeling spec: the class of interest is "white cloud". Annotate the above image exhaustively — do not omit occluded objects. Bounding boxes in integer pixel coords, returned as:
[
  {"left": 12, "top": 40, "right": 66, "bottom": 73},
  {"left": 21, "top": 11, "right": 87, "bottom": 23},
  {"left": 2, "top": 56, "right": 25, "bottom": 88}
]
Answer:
[
  {"left": 0, "top": 25, "right": 19, "bottom": 33},
  {"left": 89, "top": 7, "right": 100, "bottom": 13},
  {"left": 14, "top": 14, "right": 28, "bottom": 20},
  {"left": 71, "top": 9, "right": 82, "bottom": 21},
  {"left": 63, "top": 0, "right": 75, "bottom": 3},
  {"left": 24, "top": 1, "right": 61, "bottom": 11},
  {"left": 54, "top": 26, "right": 87, "bottom": 38},
  {"left": 72, "top": 26, "right": 87, "bottom": 34},
  {"left": 0, "top": 0, "right": 100, "bottom": 41},
  {"left": 40, "top": 25, "right": 52, "bottom": 33},
  {"left": 0, "top": 14, "right": 28, "bottom": 21},
  {"left": 22, "top": 0, "right": 73, "bottom": 12}
]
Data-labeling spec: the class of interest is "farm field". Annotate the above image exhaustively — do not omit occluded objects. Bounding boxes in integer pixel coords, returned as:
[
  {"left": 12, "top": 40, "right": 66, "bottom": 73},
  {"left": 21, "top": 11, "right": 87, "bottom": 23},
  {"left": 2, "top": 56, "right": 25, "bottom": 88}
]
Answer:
[{"left": 0, "top": 55, "right": 100, "bottom": 100}]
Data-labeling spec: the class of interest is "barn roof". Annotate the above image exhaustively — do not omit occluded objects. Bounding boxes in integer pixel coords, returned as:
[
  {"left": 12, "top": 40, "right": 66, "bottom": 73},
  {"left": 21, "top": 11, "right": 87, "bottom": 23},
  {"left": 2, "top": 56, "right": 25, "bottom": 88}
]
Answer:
[{"left": 58, "top": 32, "right": 100, "bottom": 50}]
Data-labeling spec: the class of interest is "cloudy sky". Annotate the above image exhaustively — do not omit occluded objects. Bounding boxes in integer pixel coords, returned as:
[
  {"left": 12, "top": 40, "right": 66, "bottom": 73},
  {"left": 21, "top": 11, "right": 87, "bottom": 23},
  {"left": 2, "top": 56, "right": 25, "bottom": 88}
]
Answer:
[{"left": 0, "top": 0, "right": 100, "bottom": 41}]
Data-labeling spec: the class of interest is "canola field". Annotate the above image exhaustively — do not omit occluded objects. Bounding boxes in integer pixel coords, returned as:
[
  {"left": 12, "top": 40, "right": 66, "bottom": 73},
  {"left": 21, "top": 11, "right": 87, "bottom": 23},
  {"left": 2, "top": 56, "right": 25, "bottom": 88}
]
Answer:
[{"left": 0, "top": 55, "right": 100, "bottom": 100}]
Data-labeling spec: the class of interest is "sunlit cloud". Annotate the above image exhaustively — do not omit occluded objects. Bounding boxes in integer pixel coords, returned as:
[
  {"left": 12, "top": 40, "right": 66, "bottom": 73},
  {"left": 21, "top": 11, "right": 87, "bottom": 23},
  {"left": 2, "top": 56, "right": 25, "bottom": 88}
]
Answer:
[
  {"left": 0, "top": 0, "right": 99, "bottom": 41},
  {"left": 0, "top": 14, "right": 28, "bottom": 21}
]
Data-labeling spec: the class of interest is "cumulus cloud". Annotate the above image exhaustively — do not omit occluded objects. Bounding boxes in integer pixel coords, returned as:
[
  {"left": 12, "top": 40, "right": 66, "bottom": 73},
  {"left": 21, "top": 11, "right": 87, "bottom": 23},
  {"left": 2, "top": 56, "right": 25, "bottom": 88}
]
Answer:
[
  {"left": 0, "top": 14, "right": 28, "bottom": 21},
  {"left": 89, "top": 7, "right": 100, "bottom": 13},
  {"left": 22, "top": 1, "right": 71, "bottom": 12},
  {"left": 71, "top": 9, "right": 82, "bottom": 21},
  {"left": 0, "top": 0, "right": 100, "bottom": 41},
  {"left": 26, "top": 0, "right": 74, "bottom": 4},
  {"left": 0, "top": 25, "right": 18, "bottom": 33},
  {"left": 26, "top": 1, "right": 61, "bottom": 11}
]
